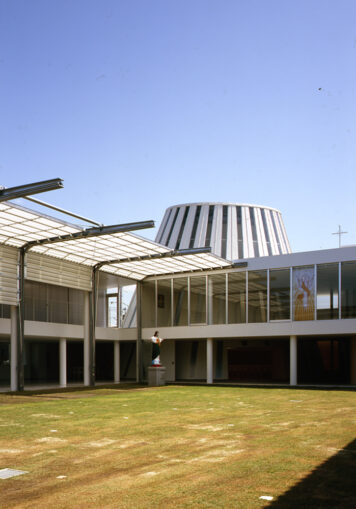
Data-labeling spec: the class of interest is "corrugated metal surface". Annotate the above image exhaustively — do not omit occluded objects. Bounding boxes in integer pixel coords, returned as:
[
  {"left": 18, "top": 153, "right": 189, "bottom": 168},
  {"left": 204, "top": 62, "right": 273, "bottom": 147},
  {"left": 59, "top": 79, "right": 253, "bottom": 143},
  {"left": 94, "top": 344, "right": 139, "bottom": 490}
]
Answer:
[
  {"left": 155, "top": 202, "right": 292, "bottom": 261},
  {"left": 255, "top": 207, "right": 267, "bottom": 257},
  {"left": 0, "top": 245, "right": 18, "bottom": 305},
  {"left": 26, "top": 252, "right": 92, "bottom": 291},
  {"left": 180, "top": 205, "right": 196, "bottom": 249},
  {"left": 211, "top": 204, "right": 222, "bottom": 257}
]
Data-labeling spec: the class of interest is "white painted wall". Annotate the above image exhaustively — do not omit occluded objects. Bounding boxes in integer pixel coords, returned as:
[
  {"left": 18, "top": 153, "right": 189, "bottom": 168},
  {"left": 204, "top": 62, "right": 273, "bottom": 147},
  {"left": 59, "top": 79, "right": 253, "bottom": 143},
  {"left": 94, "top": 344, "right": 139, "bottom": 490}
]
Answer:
[{"left": 160, "top": 339, "right": 175, "bottom": 381}]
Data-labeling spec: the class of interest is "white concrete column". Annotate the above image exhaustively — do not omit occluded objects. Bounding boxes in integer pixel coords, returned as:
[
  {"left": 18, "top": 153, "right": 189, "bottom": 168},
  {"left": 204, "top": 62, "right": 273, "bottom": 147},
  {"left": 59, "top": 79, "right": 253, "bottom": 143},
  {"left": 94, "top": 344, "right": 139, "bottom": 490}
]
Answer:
[
  {"left": 290, "top": 335, "right": 297, "bottom": 385},
  {"left": 59, "top": 338, "right": 67, "bottom": 387},
  {"left": 114, "top": 341, "right": 120, "bottom": 383},
  {"left": 10, "top": 306, "right": 18, "bottom": 392},
  {"left": 207, "top": 338, "right": 213, "bottom": 384},
  {"left": 84, "top": 292, "right": 90, "bottom": 386},
  {"left": 208, "top": 279, "right": 213, "bottom": 325}
]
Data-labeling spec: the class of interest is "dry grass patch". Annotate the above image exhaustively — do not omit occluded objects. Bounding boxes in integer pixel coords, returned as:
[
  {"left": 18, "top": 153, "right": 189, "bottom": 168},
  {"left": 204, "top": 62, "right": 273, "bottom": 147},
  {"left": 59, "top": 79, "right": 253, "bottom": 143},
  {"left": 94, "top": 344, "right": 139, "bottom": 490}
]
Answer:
[{"left": 0, "top": 385, "right": 355, "bottom": 508}]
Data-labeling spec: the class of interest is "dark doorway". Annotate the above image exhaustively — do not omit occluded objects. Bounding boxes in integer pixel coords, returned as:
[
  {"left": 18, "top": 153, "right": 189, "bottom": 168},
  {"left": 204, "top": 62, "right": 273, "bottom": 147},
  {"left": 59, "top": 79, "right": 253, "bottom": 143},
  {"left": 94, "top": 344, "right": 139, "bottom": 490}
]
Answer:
[
  {"left": 228, "top": 340, "right": 289, "bottom": 383},
  {"left": 298, "top": 337, "right": 350, "bottom": 384},
  {"left": 67, "top": 341, "right": 83, "bottom": 383},
  {"left": 120, "top": 342, "right": 136, "bottom": 380},
  {"left": 96, "top": 341, "right": 114, "bottom": 381},
  {"left": 0, "top": 341, "right": 10, "bottom": 386},
  {"left": 24, "top": 341, "right": 59, "bottom": 383}
]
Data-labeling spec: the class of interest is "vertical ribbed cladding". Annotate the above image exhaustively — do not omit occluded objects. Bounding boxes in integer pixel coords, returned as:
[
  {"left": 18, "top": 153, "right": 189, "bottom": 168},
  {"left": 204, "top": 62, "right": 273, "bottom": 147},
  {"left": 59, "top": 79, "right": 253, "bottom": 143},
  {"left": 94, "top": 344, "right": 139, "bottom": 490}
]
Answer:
[{"left": 155, "top": 203, "right": 291, "bottom": 260}]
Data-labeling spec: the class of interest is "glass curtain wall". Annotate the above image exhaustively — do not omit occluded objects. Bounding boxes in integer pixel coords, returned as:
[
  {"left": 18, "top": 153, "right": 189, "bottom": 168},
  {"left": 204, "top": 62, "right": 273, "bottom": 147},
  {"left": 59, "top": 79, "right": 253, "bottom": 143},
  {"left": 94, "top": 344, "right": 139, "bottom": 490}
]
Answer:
[
  {"left": 173, "top": 277, "right": 188, "bottom": 326},
  {"left": 227, "top": 272, "right": 246, "bottom": 323},
  {"left": 141, "top": 280, "right": 156, "bottom": 327},
  {"left": 141, "top": 261, "right": 356, "bottom": 328},
  {"left": 293, "top": 266, "right": 315, "bottom": 321},
  {"left": 248, "top": 271, "right": 267, "bottom": 323},
  {"left": 0, "top": 305, "right": 10, "bottom": 318},
  {"left": 48, "top": 285, "right": 69, "bottom": 323},
  {"left": 341, "top": 261, "right": 356, "bottom": 318},
  {"left": 24, "top": 281, "right": 84, "bottom": 324},
  {"left": 157, "top": 279, "right": 172, "bottom": 327},
  {"left": 25, "top": 281, "right": 47, "bottom": 321},
  {"left": 190, "top": 276, "right": 206, "bottom": 324},
  {"left": 107, "top": 294, "right": 118, "bottom": 327},
  {"left": 317, "top": 264, "right": 339, "bottom": 319},
  {"left": 68, "top": 289, "right": 84, "bottom": 325},
  {"left": 208, "top": 274, "right": 226, "bottom": 324},
  {"left": 269, "top": 269, "right": 290, "bottom": 320},
  {"left": 121, "top": 284, "right": 137, "bottom": 328}
]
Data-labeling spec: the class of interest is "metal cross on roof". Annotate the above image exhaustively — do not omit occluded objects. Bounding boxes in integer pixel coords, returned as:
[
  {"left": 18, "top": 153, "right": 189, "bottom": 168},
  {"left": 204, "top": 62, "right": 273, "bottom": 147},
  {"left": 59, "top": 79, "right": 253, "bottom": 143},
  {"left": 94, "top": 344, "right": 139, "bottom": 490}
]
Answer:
[{"left": 332, "top": 225, "right": 348, "bottom": 247}]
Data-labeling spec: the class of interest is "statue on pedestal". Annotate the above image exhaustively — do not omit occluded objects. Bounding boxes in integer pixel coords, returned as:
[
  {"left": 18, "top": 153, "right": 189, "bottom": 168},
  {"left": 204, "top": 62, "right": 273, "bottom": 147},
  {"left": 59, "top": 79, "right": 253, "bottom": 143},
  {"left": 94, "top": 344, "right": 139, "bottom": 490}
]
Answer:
[{"left": 151, "top": 331, "right": 164, "bottom": 366}]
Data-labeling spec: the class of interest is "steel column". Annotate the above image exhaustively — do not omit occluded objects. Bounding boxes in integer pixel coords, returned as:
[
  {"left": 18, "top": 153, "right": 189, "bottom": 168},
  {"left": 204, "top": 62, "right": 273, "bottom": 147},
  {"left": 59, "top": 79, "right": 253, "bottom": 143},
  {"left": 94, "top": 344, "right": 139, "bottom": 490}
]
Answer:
[
  {"left": 136, "top": 281, "right": 143, "bottom": 383},
  {"left": 10, "top": 306, "right": 18, "bottom": 391},
  {"left": 89, "top": 268, "right": 98, "bottom": 386},
  {"left": 16, "top": 248, "right": 26, "bottom": 391}
]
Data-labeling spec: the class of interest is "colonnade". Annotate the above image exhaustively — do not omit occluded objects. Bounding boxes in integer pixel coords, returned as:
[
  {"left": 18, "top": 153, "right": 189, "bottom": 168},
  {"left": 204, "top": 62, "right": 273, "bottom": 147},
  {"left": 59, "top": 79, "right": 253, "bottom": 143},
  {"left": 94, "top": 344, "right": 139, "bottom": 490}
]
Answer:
[
  {"left": 58, "top": 337, "right": 121, "bottom": 387},
  {"left": 8, "top": 293, "right": 122, "bottom": 391}
]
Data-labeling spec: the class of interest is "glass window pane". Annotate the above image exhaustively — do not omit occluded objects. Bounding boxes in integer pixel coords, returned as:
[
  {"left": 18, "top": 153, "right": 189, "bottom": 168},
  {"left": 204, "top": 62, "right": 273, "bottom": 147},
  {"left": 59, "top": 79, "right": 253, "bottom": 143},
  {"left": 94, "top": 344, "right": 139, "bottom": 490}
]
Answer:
[
  {"left": 173, "top": 277, "right": 188, "bottom": 326},
  {"left": 293, "top": 266, "right": 315, "bottom": 321},
  {"left": 142, "top": 280, "right": 156, "bottom": 328},
  {"left": 48, "top": 285, "right": 68, "bottom": 323},
  {"left": 208, "top": 274, "right": 226, "bottom": 324},
  {"left": 24, "top": 281, "right": 47, "bottom": 322},
  {"left": 317, "top": 264, "right": 339, "bottom": 320},
  {"left": 228, "top": 272, "right": 246, "bottom": 323},
  {"left": 68, "top": 288, "right": 84, "bottom": 325},
  {"left": 0, "top": 304, "right": 10, "bottom": 318},
  {"left": 270, "top": 269, "right": 290, "bottom": 320},
  {"left": 121, "top": 284, "right": 136, "bottom": 328},
  {"left": 157, "top": 279, "right": 172, "bottom": 327},
  {"left": 190, "top": 276, "right": 206, "bottom": 324},
  {"left": 107, "top": 294, "right": 118, "bottom": 327},
  {"left": 248, "top": 271, "right": 267, "bottom": 323},
  {"left": 341, "top": 261, "right": 356, "bottom": 318}
]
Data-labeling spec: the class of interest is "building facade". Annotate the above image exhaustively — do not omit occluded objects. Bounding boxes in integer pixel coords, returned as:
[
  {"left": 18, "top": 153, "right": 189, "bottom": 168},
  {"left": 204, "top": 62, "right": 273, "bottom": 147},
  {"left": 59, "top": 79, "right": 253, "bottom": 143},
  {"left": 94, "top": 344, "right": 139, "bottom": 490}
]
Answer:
[{"left": 0, "top": 200, "right": 355, "bottom": 390}]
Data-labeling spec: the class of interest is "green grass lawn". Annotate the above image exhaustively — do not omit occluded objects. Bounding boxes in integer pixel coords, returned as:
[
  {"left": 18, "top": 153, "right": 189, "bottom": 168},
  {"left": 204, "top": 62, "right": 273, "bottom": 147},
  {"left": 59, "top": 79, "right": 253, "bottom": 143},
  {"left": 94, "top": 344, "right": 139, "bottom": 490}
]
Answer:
[{"left": 0, "top": 385, "right": 355, "bottom": 508}]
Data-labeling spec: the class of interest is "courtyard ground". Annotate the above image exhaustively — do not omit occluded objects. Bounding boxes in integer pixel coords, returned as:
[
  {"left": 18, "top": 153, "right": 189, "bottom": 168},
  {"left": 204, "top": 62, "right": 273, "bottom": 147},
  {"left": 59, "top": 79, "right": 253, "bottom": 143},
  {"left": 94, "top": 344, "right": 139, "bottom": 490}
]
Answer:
[{"left": 0, "top": 385, "right": 355, "bottom": 508}]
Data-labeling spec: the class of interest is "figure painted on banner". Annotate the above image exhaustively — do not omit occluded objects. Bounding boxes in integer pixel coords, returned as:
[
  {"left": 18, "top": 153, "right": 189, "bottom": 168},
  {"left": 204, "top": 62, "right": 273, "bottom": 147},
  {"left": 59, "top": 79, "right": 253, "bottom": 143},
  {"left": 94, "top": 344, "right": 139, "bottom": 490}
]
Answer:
[
  {"left": 293, "top": 268, "right": 315, "bottom": 321},
  {"left": 151, "top": 331, "right": 164, "bottom": 366}
]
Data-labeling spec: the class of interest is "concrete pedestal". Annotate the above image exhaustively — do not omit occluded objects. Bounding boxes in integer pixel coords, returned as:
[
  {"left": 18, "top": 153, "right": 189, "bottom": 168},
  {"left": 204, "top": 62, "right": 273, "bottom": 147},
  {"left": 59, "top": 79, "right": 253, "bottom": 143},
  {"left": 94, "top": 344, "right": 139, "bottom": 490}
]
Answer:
[{"left": 148, "top": 366, "right": 166, "bottom": 387}]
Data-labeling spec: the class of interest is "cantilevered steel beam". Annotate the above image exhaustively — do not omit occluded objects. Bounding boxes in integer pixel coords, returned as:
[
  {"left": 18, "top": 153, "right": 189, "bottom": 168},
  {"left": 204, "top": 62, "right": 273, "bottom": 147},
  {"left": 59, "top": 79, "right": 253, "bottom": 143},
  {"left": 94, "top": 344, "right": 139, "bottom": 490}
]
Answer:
[
  {"left": 23, "top": 195, "right": 102, "bottom": 227},
  {"left": 23, "top": 221, "right": 155, "bottom": 251},
  {"left": 16, "top": 218, "right": 155, "bottom": 391},
  {"left": 90, "top": 247, "right": 213, "bottom": 385},
  {"left": 93, "top": 247, "right": 212, "bottom": 271},
  {"left": 0, "top": 178, "right": 63, "bottom": 202}
]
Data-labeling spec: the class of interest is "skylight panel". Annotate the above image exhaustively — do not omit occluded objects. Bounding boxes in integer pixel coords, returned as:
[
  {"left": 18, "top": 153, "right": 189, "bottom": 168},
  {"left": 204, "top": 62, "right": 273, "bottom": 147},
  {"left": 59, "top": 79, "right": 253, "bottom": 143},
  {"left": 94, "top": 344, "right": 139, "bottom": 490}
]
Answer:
[
  {"left": 36, "top": 217, "right": 68, "bottom": 228},
  {"left": 0, "top": 212, "right": 25, "bottom": 222},
  {"left": 5, "top": 208, "right": 38, "bottom": 220}
]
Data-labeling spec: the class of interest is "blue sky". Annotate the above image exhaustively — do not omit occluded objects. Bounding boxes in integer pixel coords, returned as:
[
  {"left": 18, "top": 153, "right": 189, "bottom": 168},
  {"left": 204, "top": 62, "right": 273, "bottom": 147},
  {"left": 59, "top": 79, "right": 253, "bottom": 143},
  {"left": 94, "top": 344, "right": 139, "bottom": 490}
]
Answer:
[{"left": 1, "top": 0, "right": 355, "bottom": 252}]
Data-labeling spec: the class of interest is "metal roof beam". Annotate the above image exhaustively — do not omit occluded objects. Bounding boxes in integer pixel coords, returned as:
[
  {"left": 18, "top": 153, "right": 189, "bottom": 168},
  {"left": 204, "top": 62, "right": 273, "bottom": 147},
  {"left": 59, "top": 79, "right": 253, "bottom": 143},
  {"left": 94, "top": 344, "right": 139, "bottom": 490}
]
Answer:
[
  {"left": 94, "top": 247, "right": 212, "bottom": 271},
  {"left": 23, "top": 220, "right": 155, "bottom": 251},
  {"left": 23, "top": 195, "right": 102, "bottom": 227},
  {"left": 0, "top": 178, "right": 63, "bottom": 202},
  {"left": 143, "top": 262, "right": 239, "bottom": 279}
]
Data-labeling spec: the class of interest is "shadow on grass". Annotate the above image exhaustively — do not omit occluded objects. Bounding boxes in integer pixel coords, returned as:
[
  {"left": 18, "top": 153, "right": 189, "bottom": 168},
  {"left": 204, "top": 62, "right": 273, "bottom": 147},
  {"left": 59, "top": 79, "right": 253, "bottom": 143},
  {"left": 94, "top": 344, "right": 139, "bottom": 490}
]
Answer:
[
  {"left": 268, "top": 438, "right": 356, "bottom": 508},
  {"left": 14, "top": 383, "right": 145, "bottom": 397}
]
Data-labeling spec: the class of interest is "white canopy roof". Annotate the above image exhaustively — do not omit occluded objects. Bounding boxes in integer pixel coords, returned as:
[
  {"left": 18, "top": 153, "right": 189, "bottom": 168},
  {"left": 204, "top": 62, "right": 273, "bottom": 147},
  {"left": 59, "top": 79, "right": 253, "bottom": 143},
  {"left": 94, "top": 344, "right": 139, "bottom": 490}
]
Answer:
[{"left": 0, "top": 201, "right": 230, "bottom": 280}]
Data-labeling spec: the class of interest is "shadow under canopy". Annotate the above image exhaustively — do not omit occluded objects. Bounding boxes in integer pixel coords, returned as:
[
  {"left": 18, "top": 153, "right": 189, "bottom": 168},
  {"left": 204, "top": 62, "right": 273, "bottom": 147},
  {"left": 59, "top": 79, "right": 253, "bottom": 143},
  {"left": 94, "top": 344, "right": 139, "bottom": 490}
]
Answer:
[{"left": 269, "top": 438, "right": 356, "bottom": 508}]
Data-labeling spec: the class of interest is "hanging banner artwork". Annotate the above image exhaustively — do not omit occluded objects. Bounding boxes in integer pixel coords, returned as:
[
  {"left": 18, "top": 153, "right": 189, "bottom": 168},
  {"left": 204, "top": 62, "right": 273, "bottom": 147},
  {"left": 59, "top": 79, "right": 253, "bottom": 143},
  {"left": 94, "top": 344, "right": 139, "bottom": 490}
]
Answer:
[{"left": 293, "top": 267, "right": 315, "bottom": 321}]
